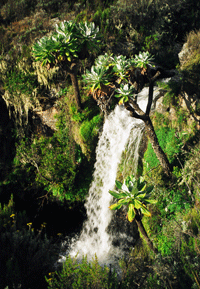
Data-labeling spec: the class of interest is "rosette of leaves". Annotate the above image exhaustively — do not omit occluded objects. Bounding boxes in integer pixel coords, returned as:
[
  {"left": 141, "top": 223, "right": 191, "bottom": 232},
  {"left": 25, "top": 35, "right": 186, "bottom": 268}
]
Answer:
[
  {"left": 32, "top": 33, "right": 78, "bottom": 66},
  {"left": 32, "top": 36, "right": 57, "bottom": 66},
  {"left": 109, "top": 175, "right": 156, "bottom": 222},
  {"left": 83, "top": 65, "right": 111, "bottom": 92},
  {"left": 112, "top": 55, "right": 131, "bottom": 83},
  {"left": 55, "top": 20, "right": 76, "bottom": 36},
  {"left": 55, "top": 20, "right": 100, "bottom": 59},
  {"left": 76, "top": 21, "right": 100, "bottom": 51},
  {"left": 115, "top": 83, "right": 136, "bottom": 104},
  {"left": 132, "top": 51, "right": 154, "bottom": 69},
  {"left": 51, "top": 33, "right": 78, "bottom": 62},
  {"left": 94, "top": 53, "right": 113, "bottom": 70}
]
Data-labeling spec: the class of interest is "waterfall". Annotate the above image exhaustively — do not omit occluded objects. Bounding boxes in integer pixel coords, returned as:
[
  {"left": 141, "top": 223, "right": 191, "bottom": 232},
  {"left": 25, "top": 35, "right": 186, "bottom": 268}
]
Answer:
[{"left": 60, "top": 87, "right": 158, "bottom": 265}]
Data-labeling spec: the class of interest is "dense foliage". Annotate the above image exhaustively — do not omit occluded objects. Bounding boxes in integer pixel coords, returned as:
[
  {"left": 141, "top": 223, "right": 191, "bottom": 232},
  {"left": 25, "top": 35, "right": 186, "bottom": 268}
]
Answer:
[
  {"left": 46, "top": 255, "right": 118, "bottom": 289},
  {"left": 0, "top": 0, "right": 200, "bottom": 288}
]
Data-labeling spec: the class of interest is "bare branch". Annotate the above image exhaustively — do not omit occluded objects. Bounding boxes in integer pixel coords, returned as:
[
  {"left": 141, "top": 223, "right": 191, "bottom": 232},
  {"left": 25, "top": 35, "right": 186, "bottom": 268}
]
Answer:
[
  {"left": 129, "top": 98, "right": 146, "bottom": 117},
  {"left": 146, "top": 71, "right": 161, "bottom": 115},
  {"left": 145, "top": 82, "right": 153, "bottom": 116}
]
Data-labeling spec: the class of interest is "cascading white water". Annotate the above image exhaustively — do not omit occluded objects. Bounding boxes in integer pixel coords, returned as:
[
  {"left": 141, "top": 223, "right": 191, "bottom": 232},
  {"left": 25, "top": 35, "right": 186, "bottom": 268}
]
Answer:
[{"left": 61, "top": 87, "right": 160, "bottom": 265}]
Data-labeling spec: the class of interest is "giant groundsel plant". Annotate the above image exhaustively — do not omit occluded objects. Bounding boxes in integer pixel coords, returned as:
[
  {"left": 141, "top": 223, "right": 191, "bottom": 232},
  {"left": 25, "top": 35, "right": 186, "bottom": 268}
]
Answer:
[
  {"left": 109, "top": 175, "right": 158, "bottom": 253},
  {"left": 109, "top": 175, "right": 156, "bottom": 222}
]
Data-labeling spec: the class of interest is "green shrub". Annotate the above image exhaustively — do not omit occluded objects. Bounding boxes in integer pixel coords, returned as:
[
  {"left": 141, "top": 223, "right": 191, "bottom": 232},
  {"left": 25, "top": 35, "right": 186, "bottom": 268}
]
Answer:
[
  {"left": 14, "top": 112, "right": 78, "bottom": 202},
  {"left": 4, "top": 69, "right": 37, "bottom": 95},
  {"left": 3, "top": 69, "right": 38, "bottom": 125},
  {"left": 144, "top": 125, "right": 183, "bottom": 172},
  {"left": 0, "top": 228, "right": 56, "bottom": 289},
  {"left": 0, "top": 195, "right": 57, "bottom": 289},
  {"left": 73, "top": 144, "right": 93, "bottom": 200},
  {"left": 142, "top": 33, "right": 160, "bottom": 52},
  {"left": 69, "top": 103, "right": 87, "bottom": 122},
  {"left": 79, "top": 114, "right": 103, "bottom": 144},
  {"left": 154, "top": 186, "right": 192, "bottom": 222},
  {"left": 143, "top": 108, "right": 196, "bottom": 179},
  {"left": 179, "top": 236, "right": 200, "bottom": 287},
  {"left": 157, "top": 230, "right": 176, "bottom": 256},
  {"left": 180, "top": 141, "right": 200, "bottom": 193},
  {"left": 92, "top": 7, "right": 112, "bottom": 40},
  {"left": 183, "top": 207, "right": 200, "bottom": 236},
  {"left": 157, "top": 78, "right": 181, "bottom": 107},
  {"left": 46, "top": 255, "right": 118, "bottom": 289},
  {"left": 144, "top": 184, "right": 193, "bottom": 258},
  {"left": 145, "top": 273, "right": 163, "bottom": 289},
  {"left": 118, "top": 242, "right": 153, "bottom": 289}
]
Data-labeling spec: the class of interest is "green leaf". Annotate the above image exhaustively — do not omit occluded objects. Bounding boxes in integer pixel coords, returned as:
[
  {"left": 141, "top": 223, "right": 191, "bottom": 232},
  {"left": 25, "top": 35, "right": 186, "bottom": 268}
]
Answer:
[
  {"left": 145, "top": 185, "right": 154, "bottom": 194},
  {"left": 134, "top": 199, "right": 143, "bottom": 209},
  {"left": 145, "top": 198, "right": 157, "bottom": 204},
  {"left": 109, "top": 190, "right": 122, "bottom": 199},
  {"left": 140, "top": 205, "right": 151, "bottom": 217},
  {"left": 139, "top": 182, "right": 146, "bottom": 191},
  {"left": 109, "top": 203, "right": 122, "bottom": 210},
  {"left": 137, "top": 193, "right": 146, "bottom": 199},
  {"left": 127, "top": 204, "right": 135, "bottom": 222},
  {"left": 115, "top": 180, "right": 122, "bottom": 189},
  {"left": 118, "top": 198, "right": 129, "bottom": 204},
  {"left": 119, "top": 97, "right": 125, "bottom": 105},
  {"left": 131, "top": 186, "right": 138, "bottom": 196}
]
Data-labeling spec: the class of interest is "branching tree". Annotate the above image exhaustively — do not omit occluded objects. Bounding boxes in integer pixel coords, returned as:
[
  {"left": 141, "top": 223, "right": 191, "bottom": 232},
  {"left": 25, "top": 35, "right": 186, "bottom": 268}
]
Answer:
[
  {"left": 32, "top": 20, "right": 100, "bottom": 110},
  {"left": 114, "top": 52, "right": 175, "bottom": 177},
  {"left": 83, "top": 51, "right": 174, "bottom": 176}
]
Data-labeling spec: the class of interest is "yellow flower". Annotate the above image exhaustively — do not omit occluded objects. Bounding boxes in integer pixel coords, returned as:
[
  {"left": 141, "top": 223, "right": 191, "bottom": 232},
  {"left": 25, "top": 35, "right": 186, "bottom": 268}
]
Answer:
[
  {"left": 27, "top": 222, "right": 32, "bottom": 226},
  {"left": 10, "top": 214, "right": 15, "bottom": 218}
]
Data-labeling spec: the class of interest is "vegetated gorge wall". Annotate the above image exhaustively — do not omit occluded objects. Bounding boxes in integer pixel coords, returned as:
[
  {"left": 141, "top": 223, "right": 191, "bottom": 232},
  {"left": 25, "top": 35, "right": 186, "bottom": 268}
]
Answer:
[{"left": 0, "top": 40, "right": 200, "bottom": 184}]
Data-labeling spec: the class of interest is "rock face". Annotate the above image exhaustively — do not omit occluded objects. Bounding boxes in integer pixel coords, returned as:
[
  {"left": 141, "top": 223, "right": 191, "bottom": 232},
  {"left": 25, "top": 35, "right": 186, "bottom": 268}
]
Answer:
[
  {"left": 178, "top": 42, "right": 192, "bottom": 67},
  {"left": 154, "top": 37, "right": 200, "bottom": 130},
  {"left": 35, "top": 106, "right": 58, "bottom": 131},
  {"left": 178, "top": 92, "right": 200, "bottom": 130},
  {"left": 178, "top": 37, "right": 200, "bottom": 129}
]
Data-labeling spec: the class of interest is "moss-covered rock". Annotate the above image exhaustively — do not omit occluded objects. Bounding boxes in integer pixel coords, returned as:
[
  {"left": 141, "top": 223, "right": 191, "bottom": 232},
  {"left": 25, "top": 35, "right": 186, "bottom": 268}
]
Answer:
[{"left": 179, "top": 30, "right": 200, "bottom": 97}]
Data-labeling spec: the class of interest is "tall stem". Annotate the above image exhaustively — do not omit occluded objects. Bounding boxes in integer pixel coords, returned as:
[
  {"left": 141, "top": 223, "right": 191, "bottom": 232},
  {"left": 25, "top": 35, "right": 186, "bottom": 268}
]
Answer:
[
  {"left": 135, "top": 209, "right": 158, "bottom": 254},
  {"left": 68, "top": 63, "right": 82, "bottom": 110},
  {"left": 144, "top": 116, "right": 172, "bottom": 177},
  {"left": 125, "top": 74, "right": 172, "bottom": 177}
]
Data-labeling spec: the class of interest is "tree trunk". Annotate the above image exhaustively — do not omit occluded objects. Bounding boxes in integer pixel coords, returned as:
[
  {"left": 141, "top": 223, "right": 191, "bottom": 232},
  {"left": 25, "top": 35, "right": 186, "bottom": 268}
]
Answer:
[
  {"left": 144, "top": 116, "right": 172, "bottom": 177},
  {"left": 68, "top": 63, "right": 82, "bottom": 110},
  {"left": 135, "top": 209, "right": 158, "bottom": 254}
]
